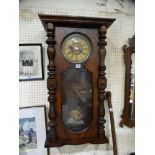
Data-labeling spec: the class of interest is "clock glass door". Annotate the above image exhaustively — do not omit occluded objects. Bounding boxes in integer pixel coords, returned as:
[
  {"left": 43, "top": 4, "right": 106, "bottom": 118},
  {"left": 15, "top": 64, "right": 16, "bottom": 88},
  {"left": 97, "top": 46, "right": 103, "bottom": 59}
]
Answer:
[{"left": 61, "top": 33, "right": 93, "bottom": 132}]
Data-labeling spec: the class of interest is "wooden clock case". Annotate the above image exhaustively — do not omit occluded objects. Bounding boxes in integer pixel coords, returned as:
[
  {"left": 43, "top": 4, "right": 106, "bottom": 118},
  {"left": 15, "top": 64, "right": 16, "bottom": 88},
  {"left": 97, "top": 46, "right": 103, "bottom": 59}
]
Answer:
[{"left": 39, "top": 15, "right": 115, "bottom": 147}]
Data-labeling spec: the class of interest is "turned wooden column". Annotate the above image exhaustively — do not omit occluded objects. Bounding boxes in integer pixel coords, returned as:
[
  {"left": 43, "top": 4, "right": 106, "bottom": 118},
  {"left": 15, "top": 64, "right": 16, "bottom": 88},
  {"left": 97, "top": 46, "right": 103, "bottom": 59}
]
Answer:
[
  {"left": 46, "top": 23, "right": 57, "bottom": 142},
  {"left": 97, "top": 25, "right": 107, "bottom": 138}
]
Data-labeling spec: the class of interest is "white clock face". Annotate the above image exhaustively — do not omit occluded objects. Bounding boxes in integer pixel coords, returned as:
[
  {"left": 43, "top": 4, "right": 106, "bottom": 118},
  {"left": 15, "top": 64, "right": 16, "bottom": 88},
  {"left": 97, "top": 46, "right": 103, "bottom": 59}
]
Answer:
[{"left": 61, "top": 33, "right": 91, "bottom": 64}]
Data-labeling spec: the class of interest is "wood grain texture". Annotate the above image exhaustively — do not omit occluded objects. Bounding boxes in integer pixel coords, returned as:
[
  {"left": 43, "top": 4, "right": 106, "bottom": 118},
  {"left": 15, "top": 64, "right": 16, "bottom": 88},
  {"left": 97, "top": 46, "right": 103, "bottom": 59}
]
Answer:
[
  {"left": 39, "top": 15, "right": 115, "bottom": 147},
  {"left": 98, "top": 25, "right": 107, "bottom": 139},
  {"left": 46, "top": 23, "right": 57, "bottom": 141}
]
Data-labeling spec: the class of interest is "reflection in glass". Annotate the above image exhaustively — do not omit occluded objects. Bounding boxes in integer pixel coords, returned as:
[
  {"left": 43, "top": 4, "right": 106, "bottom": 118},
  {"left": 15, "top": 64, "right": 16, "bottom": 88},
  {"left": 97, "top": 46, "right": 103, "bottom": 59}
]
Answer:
[
  {"left": 130, "top": 74, "right": 135, "bottom": 120},
  {"left": 130, "top": 53, "right": 135, "bottom": 120},
  {"left": 62, "top": 66, "right": 93, "bottom": 132}
]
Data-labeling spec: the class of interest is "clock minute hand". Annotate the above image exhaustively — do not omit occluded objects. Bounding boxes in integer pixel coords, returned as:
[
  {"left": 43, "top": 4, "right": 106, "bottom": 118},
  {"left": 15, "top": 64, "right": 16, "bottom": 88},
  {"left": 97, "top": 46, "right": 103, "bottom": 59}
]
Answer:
[{"left": 68, "top": 45, "right": 74, "bottom": 52}]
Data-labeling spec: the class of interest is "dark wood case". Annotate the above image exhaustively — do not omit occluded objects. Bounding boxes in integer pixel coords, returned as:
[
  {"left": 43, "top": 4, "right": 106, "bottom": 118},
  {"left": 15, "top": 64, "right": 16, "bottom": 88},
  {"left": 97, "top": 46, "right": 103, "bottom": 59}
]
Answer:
[{"left": 39, "top": 15, "right": 115, "bottom": 147}]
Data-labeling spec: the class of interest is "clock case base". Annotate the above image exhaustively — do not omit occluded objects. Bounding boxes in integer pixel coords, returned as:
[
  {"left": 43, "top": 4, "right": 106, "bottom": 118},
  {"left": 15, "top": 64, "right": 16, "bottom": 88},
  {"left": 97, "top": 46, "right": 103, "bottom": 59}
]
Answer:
[
  {"left": 39, "top": 15, "right": 115, "bottom": 147},
  {"left": 45, "top": 136, "right": 109, "bottom": 147}
]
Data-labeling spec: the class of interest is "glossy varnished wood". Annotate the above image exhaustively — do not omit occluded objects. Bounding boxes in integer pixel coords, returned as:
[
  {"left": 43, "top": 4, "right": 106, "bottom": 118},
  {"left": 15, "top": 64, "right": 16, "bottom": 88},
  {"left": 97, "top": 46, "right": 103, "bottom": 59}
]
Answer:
[
  {"left": 46, "top": 23, "right": 57, "bottom": 141},
  {"left": 39, "top": 14, "right": 115, "bottom": 29},
  {"left": 97, "top": 25, "right": 107, "bottom": 139},
  {"left": 39, "top": 15, "right": 115, "bottom": 147}
]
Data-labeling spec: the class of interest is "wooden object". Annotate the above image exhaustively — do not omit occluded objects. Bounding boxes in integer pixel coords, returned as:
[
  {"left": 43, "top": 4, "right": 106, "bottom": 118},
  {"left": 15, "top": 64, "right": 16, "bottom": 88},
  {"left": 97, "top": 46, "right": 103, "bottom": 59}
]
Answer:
[
  {"left": 39, "top": 15, "right": 115, "bottom": 147},
  {"left": 106, "top": 91, "right": 118, "bottom": 155},
  {"left": 120, "top": 35, "right": 135, "bottom": 128}
]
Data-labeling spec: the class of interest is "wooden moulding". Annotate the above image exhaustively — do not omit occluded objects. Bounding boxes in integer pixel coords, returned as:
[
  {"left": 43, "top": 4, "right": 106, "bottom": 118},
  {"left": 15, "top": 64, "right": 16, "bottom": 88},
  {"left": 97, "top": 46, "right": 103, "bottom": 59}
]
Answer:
[{"left": 39, "top": 14, "right": 116, "bottom": 147}]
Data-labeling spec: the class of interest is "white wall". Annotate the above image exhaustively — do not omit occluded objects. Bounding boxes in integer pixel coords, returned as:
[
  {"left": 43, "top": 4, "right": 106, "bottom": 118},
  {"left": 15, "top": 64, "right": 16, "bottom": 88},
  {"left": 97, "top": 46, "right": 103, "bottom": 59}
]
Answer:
[
  {"left": 19, "top": 0, "right": 135, "bottom": 155},
  {"left": 19, "top": 0, "right": 135, "bottom": 15}
]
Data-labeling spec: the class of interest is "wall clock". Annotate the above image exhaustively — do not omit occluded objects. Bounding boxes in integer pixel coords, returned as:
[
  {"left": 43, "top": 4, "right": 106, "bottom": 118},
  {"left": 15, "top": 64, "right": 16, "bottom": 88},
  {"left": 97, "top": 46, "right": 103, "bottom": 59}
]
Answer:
[{"left": 39, "top": 15, "right": 115, "bottom": 147}]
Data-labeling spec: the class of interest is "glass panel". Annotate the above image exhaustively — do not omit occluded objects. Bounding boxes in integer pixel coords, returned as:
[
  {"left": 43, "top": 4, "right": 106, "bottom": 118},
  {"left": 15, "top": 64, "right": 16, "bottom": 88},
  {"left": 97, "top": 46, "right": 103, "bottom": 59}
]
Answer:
[
  {"left": 62, "top": 66, "right": 93, "bottom": 132},
  {"left": 61, "top": 33, "right": 91, "bottom": 64}
]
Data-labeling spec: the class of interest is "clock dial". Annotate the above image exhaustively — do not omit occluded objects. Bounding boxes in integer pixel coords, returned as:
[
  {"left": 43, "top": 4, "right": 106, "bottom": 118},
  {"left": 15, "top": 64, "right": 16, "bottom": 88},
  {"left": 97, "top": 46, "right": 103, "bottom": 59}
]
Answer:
[{"left": 62, "top": 33, "right": 91, "bottom": 63}]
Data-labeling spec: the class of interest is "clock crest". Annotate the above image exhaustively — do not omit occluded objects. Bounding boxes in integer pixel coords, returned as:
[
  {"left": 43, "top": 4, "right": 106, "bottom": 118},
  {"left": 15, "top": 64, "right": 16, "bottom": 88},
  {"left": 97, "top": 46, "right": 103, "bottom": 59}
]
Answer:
[{"left": 39, "top": 15, "right": 115, "bottom": 147}]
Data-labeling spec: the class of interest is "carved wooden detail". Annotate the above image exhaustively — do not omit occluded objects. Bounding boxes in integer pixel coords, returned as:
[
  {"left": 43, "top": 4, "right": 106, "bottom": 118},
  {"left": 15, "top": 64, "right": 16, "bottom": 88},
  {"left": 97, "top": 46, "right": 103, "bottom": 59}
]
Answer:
[
  {"left": 39, "top": 15, "right": 115, "bottom": 147},
  {"left": 120, "top": 35, "right": 135, "bottom": 128},
  {"left": 98, "top": 25, "right": 107, "bottom": 138},
  {"left": 46, "top": 23, "right": 57, "bottom": 141}
]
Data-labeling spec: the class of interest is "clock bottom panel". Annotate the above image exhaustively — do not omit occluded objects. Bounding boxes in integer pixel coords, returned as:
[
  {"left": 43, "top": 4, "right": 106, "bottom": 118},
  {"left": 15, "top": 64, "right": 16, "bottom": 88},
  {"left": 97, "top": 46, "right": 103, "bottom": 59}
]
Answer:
[{"left": 45, "top": 136, "right": 109, "bottom": 147}]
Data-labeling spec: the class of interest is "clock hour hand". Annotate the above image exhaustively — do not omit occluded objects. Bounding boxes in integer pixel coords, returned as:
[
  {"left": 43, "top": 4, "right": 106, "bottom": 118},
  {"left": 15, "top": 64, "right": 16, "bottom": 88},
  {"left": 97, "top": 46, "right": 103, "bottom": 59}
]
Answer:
[
  {"left": 69, "top": 45, "right": 83, "bottom": 53},
  {"left": 68, "top": 45, "right": 74, "bottom": 52}
]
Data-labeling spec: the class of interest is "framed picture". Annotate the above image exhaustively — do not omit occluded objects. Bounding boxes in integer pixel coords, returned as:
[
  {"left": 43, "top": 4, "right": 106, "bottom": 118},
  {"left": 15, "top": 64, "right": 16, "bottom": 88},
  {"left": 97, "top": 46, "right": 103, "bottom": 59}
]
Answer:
[
  {"left": 19, "top": 44, "right": 44, "bottom": 81},
  {"left": 19, "top": 106, "right": 49, "bottom": 155}
]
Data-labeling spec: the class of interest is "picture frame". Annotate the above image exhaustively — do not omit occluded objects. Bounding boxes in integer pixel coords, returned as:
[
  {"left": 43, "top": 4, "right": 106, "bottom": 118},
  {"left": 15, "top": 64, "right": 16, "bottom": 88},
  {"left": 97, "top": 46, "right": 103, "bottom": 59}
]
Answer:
[
  {"left": 19, "top": 44, "right": 44, "bottom": 81},
  {"left": 120, "top": 35, "right": 135, "bottom": 128},
  {"left": 19, "top": 105, "right": 49, "bottom": 155}
]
